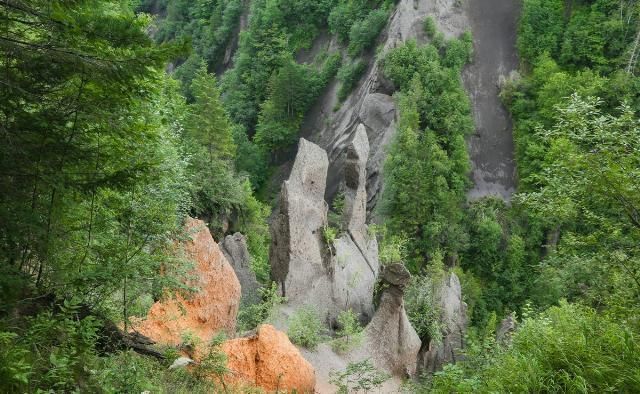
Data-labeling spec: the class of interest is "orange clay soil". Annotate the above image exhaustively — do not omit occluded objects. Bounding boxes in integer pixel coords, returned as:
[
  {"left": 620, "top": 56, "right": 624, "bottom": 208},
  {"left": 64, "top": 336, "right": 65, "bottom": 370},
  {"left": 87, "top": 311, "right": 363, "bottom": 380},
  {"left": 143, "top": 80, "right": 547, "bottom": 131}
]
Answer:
[
  {"left": 222, "top": 324, "right": 316, "bottom": 393},
  {"left": 133, "top": 217, "right": 241, "bottom": 345}
]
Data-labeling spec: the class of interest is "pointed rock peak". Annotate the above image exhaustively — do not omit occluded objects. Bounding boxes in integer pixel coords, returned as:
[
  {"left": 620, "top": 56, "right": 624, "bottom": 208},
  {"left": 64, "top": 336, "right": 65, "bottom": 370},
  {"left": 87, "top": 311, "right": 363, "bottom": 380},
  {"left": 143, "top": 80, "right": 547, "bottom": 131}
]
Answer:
[
  {"left": 344, "top": 124, "right": 370, "bottom": 190},
  {"left": 133, "top": 217, "right": 241, "bottom": 345},
  {"left": 287, "top": 138, "right": 329, "bottom": 201},
  {"left": 360, "top": 262, "right": 420, "bottom": 377},
  {"left": 220, "top": 232, "right": 261, "bottom": 305}
]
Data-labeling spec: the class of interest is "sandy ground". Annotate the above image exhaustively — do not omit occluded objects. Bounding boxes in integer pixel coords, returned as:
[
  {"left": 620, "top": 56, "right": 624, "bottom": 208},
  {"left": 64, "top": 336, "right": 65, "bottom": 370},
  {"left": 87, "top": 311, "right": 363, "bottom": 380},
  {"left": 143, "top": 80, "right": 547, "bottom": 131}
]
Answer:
[{"left": 463, "top": 0, "right": 521, "bottom": 201}]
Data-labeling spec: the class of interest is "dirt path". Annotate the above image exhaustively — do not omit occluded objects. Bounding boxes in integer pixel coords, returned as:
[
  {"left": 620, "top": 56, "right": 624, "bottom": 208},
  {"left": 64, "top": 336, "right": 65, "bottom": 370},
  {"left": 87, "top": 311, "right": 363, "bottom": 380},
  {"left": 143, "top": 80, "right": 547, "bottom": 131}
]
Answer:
[{"left": 463, "top": 0, "right": 521, "bottom": 201}]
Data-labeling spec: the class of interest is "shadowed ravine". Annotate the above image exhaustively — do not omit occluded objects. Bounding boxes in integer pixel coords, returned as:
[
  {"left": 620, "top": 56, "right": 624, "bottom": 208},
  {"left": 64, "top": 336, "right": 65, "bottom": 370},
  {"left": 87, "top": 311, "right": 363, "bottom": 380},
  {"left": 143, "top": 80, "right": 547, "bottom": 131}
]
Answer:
[{"left": 463, "top": 0, "right": 521, "bottom": 201}]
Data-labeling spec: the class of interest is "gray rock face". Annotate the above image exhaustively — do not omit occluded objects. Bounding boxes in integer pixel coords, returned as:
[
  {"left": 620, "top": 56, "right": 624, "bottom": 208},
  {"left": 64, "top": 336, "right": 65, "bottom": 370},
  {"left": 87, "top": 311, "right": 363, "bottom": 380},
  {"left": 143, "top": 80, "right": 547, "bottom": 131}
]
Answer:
[
  {"left": 299, "top": 0, "right": 469, "bottom": 212},
  {"left": 419, "top": 272, "right": 467, "bottom": 373},
  {"left": 270, "top": 138, "right": 332, "bottom": 315},
  {"left": 333, "top": 126, "right": 379, "bottom": 322},
  {"left": 270, "top": 134, "right": 378, "bottom": 323},
  {"left": 359, "top": 263, "right": 421, "bottom": 377},
  {"left": 220, "top": 233, "right": 260, "bottom": 305}
]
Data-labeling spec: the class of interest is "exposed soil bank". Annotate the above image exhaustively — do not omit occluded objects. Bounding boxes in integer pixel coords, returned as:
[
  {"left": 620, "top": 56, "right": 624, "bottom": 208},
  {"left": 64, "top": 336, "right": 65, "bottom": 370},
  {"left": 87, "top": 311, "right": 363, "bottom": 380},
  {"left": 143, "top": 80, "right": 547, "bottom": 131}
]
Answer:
[{"left": 463, "top": 0, "right": 521, "bottom": 201}]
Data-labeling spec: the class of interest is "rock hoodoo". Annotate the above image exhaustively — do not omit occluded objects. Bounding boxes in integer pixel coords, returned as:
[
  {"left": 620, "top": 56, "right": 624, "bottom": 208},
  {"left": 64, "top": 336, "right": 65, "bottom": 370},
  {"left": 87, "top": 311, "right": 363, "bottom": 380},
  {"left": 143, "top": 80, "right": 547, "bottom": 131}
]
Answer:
[
  {"left": 359, "top": 263, "right": 421, "bottom": 376},
  {"left": 222, "top": 324, "right": 316, "bottom": 393},
  {"left": 220, "top": 232, "right": 260, "bottom": 305},
  {"left": 333, "top": 125, "right": 379, "bottom": 322},
  {"left": 133, "top": 217, "right": 241, "bottom": 345},
  {"left": 269, "top": 138, "right": 332, "bottom": 315},
  {"left": 419, "top": 272, "right": 467, "bottom": 373},
  {"left": 270, "top": 132, "right": 378, "bottom": 323}
]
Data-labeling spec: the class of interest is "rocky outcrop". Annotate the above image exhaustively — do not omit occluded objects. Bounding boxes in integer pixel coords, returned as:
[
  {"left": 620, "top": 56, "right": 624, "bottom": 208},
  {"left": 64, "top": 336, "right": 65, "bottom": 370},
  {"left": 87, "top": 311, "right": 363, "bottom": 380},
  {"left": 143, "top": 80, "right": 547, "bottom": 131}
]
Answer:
[
  {"left": 269, "top": 138, "right": 332, "bottom": 317},
  {"left": 270, "top": 134, "right": 378, "bottom": 323},
  {"left": 359, "top": 263, "right": 421, "bottom": 376},
  {"left": 220, "top": 232, "right": 260, "bottom": 305},
  {"left": 333, "top": 126, "right": 379, "bottom": 322},
  {"left": 418, "top": 272, "right": 467, "bottom": 373},
  {"left": 222, "top": 324, "right": 316, "bottom": 393},
  {"left": 300, "top": 0, "right": 469, "bottom": 211},
  {"left": 133, "top": 218, "right": 241, "bottom": 345}
]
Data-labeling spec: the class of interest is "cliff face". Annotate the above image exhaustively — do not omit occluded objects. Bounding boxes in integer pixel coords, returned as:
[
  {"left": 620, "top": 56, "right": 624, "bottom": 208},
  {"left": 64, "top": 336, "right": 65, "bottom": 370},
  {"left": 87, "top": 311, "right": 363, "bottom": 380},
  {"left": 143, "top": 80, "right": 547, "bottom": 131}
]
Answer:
[
  {"left": 300, "top": 0, "right": 469, "bottom": 212},
  {"left": 269, "top": 131, "right": 379, "bottom": 324}
]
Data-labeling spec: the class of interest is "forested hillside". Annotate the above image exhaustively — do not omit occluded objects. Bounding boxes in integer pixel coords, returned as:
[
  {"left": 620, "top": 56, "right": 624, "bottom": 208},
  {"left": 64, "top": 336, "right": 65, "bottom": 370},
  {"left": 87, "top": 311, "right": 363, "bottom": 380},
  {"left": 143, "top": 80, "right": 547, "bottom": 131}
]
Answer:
[{"left": 1, "top": 0, "right": 640, "bottom": 392}]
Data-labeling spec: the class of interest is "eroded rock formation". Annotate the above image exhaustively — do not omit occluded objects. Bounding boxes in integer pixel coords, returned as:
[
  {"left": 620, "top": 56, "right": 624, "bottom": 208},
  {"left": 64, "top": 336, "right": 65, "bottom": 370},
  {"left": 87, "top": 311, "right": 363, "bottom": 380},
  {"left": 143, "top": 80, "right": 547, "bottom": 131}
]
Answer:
[
  {"left": 270, "top": 133, "right": 378, "bottom": 323},
  {"left": 269, "top": 138, "right": 332, "bottom": 316},
  {"left": 333, "top": 125, "right": 379, "bottom": 322},
  {"left": 300, "top": 0, "right": 469, "bottom": 211},
  {"left": 222, "top": 324, "right": 316, "bottom": 393},
  {"left": 359, "top": 263, "right": 421, "bottom": 376},
  {"left": 220, "top": 232, "right": 260, "bottom": 305},
  {"left": 418, "top": 272, "right": 467, "bottom": 373},
  {"left": 133, "top": 217, "right": 241, "bottom": 345}
]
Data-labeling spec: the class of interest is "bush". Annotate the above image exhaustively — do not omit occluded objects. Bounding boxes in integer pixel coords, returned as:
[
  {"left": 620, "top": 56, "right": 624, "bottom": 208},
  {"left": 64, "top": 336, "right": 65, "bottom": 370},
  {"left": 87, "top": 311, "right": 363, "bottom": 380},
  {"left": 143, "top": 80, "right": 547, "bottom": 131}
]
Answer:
[
  {"left": 329, "top": 359, "right": 389, "bottom": 393},
  {"left": 424, "top": 16, "right": 437, "bottom": 38},
  {"left": 337, "top": 60, "right": 368, "bottom": 102},
  {"left": 288, "top": 306, "right": 326, "bottom": 349},
  {"left": 237, "top": 282, "right": 285, "bottom": 332},
  {"left": 348, "top": 8, "right": 389, "bottom": 56},
  {"left": 404, "top": 274, "right": 443, "bottom": 341},
  {"left": 331, "top": 310, "right": 364, "bottom": 353},
  {"left": 430, "top": 302, "right": 640, "bottom": 393}
]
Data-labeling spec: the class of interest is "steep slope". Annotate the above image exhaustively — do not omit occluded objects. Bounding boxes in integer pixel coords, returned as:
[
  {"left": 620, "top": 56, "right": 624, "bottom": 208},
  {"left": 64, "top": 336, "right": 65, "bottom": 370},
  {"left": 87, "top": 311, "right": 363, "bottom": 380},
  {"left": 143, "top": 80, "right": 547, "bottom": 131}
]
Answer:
[
  {"left": 300, "top": 0, "right": 469, "bottom": 211},
  {"left": 463, "top": 0, "right": 520, "bottom": 200}
]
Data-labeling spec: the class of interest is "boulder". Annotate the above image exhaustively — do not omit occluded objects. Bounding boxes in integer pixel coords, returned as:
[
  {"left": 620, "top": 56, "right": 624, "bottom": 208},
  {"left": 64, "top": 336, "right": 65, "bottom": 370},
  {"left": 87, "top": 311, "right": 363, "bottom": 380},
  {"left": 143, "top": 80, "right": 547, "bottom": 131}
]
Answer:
[
  {"left": 133, "top": 218, "right": 241, "bottom": 345},
  {"left": 220, "top": 232, "right": 261, "bottom": 305},
  {"left": 222, "top": 324, "right": 316, "bottom": 393},
  {"left": 418, "top": 272, "right": 467, "bottom": 373},
  {"left": 168, "top": 356, "right": 195, "bottom": 370},
  {"left": 359, "top": 263, "right": 421, "bottom": 376}
]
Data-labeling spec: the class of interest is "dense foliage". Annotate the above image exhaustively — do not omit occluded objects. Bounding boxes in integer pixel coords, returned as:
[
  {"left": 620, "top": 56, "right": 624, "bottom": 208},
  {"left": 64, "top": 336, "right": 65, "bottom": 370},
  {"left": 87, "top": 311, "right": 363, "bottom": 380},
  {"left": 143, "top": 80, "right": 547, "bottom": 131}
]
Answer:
[
  {"left": 0, "top": 1, "right": 267, "bottom": 391},
  {"left": 418, "top": 0, "right": 640, "bottom": 390},
  {"left": 381, "top": 36, "right": 473, "bottom": 271}
]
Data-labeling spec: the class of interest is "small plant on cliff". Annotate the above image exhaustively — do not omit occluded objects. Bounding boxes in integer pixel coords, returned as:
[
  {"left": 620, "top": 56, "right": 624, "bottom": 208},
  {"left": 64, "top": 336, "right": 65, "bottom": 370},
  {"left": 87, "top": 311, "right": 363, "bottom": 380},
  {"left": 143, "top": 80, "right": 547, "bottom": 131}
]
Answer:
[
  {"left": 322, "top": 225, "right": 339, "bottom": 255},
  {"left": 193, "top": 333, "right": 229, "bottom": 392},
  {"left": 379, "top": 234, "right": 409, "bottom": 265},
  {"left": 288, "top": 307, "right": 326, "bottom": 350},
  {"left": 424, "top": 16, "right": 437, "bottom": 38},
  {"left": 237, "top": 282, "right": 285, "bottom": 331},
  {"left": 328, "top": 191, "right": 346, "bottom": 229},
  {"left": 331, "top": 309, "right": 364, "bottom": 353},
  {"left": 329, "top": 359, "right": 389, "bottom": 393}
]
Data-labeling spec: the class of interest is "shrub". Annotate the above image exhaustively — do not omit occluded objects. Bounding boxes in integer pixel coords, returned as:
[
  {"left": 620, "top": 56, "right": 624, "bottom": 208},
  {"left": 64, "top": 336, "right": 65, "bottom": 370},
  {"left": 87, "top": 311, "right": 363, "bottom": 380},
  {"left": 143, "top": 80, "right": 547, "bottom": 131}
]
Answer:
[
  {"left": 429, "top": 302, "right": 640, "bottom": 393},
  {"left": 348, "top": 8, "right": 389, "bottom": 56},
  {"left": 337, "top": 60, "right": 367, "bottom": 101},
  {"left": 288, "top": 307, "right": 326, "bottom": 349},
  {"left": 329, "top": 359, "right": 389, "bottom": 393},
  {"left": 442, "top": 31, "right": 473, "bottom": 70},
  {"left": 237, "top": 282, "right": 285, "bottom": 332},
  {"left": 404, "top": 274, "right": 443, "bottom": 341},
  {"left": 193, "top": 334, "right": 228, "bottom": 387},
  {"left": 424, "top": 16, "right": 437, "bottom": 38},
  {"left": 331, "top": 310, "right": 364, "bottom": 353},
  {"left": 323, "top": 225, "right": 339, "bottom": 246}
]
